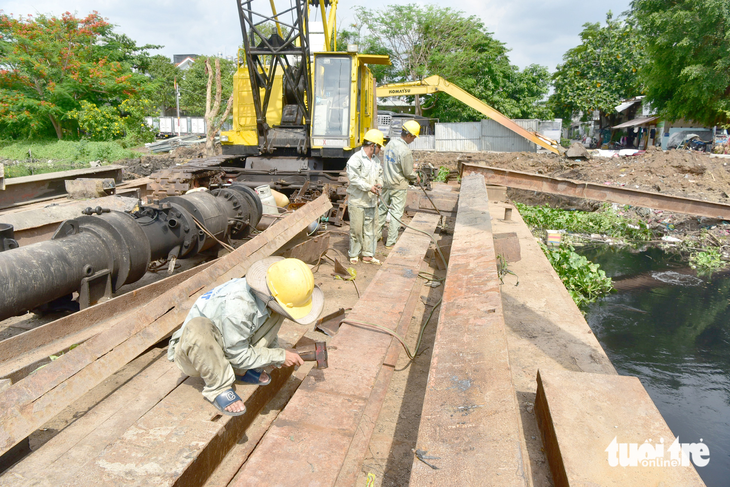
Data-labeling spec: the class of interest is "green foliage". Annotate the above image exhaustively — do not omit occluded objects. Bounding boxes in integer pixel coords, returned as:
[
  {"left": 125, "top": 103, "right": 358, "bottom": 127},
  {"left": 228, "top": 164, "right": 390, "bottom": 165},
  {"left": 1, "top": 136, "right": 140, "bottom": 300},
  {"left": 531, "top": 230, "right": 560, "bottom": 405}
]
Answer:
[
  {"left": 143, "top": 55, "right": 178, "bottom": 116},
  {"left": 541, "top": 243, "right": 613, "bottom": 308},
  {"left": 179, "top": 56, "right": 235, "bottom": 117},
  {"left": 631, "top": 0, "right": 730, "bottom": 126},
  {"left": 354, "top": 4, "right": 552, "bottom": 121},
  {"left": 516, "top": 202, "right": 653, "bottom": 241},
  {"left": 549, "top": 12, "right": 645, "bottom": 122},
  {"left": 68, "top": 98, "right": 155, "bottom": 143},
  {"left": 0, "top": 12, "right": 155, "bottom": 139},
  {"left": 0, "top": 140, "right": 136, "bottom": 177},
  {"left": 433, "top": 166, "right": 450, "bottom": 182},
  {"left": 689, "top": 248, "right": 727, "bottom": 274}
]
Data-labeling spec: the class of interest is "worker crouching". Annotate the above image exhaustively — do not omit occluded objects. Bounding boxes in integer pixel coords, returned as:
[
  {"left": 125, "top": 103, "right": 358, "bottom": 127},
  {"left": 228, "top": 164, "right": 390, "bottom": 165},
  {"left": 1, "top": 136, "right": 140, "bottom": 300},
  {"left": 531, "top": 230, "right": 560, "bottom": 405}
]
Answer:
[
  {"left": 346, "top": 129, "right": 385, "bottom": 265},
  {"left": 167, "top": 257, "right": 324, "bottom": 416}
]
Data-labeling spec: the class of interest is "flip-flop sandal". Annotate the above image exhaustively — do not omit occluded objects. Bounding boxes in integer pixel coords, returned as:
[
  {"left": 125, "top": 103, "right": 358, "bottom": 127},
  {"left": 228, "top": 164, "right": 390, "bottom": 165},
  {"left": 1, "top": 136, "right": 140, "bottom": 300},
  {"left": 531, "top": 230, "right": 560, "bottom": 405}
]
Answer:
[
  {"left": 362, "top": 257, "right": 381, "bottom": 265},
  {"left": 350, "top": 257, "right": 358, "bottom": 264},
  {"left": 211, "top": 389, "right": 246, "bottom": 416},
  {"left": 236, "top": 369, "right": 272, "bottom": 386}
]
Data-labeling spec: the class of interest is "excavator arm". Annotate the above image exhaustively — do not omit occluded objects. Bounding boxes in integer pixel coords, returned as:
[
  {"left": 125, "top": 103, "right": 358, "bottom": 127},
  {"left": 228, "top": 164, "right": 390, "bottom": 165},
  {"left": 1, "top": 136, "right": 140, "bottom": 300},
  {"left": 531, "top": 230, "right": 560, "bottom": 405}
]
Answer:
[{"left": 376, "top": 75, "right": 563, "bottom": 155}]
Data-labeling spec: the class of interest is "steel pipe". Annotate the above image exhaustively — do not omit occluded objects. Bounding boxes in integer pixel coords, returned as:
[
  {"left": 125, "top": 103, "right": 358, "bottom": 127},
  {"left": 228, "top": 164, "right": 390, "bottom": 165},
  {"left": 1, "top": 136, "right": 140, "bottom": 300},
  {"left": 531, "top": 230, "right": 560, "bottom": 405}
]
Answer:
[{"left": 0, "top": 188, "right": 262, "bottom": 320}]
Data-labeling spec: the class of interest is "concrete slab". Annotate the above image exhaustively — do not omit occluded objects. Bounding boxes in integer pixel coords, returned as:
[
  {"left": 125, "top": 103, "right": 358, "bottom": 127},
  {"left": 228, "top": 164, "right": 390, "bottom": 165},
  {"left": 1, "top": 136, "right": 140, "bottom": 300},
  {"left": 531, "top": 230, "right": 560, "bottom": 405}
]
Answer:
[{"left": 535, "top": 368, "right": 705, "bottom": 486}]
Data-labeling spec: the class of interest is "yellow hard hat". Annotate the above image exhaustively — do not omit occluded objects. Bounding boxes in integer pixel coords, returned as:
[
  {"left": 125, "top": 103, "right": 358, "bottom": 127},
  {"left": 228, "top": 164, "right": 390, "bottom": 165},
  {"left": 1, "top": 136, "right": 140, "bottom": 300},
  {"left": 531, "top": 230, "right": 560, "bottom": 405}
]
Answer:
[
  {"left": 266, "top": 258, "right": 315, "bottom": 320},
  {"left": 363, "top": 129, "right": 385, "bottom": 147},
  {"left": 402, "top": 120, "right": 421, "bottom": 138}
]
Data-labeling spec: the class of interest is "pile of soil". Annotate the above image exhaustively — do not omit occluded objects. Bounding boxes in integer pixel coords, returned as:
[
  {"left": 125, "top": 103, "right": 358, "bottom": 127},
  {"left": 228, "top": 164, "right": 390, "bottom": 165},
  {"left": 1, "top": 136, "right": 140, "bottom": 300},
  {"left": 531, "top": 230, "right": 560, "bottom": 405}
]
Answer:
[
  {"left": 118, "top": 144, "right": 214, "bottom": 180},
  {"left": 415, "top": 149, "right": 730, "bottom": 248}
]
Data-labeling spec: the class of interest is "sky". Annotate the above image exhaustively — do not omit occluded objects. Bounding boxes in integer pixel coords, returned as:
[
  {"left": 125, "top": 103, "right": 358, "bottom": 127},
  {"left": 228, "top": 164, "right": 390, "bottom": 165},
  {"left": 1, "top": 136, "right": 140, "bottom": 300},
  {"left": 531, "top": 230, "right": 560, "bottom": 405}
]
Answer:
[{"left": 3, "top": 0, "right": 634, "bottom": 73}]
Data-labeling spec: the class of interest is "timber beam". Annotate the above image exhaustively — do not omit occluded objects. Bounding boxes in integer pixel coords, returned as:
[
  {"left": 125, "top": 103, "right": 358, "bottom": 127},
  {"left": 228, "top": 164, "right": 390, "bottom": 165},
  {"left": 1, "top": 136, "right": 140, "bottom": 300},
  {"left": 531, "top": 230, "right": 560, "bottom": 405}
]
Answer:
[
  {"left": 0, "top": 166, "right": 124, "bottom": 210},
  {"left": 229, "top": 212, "right": 440, "bottom": 486},
  {"left": 462, "top": 163, "right": 730, "bottom": 220},
  {"left": 0, "top": 195, "right": 332, "bottom": 457},
  {"left": 410, "top": 174, "right": 530, "bottom": 485}
]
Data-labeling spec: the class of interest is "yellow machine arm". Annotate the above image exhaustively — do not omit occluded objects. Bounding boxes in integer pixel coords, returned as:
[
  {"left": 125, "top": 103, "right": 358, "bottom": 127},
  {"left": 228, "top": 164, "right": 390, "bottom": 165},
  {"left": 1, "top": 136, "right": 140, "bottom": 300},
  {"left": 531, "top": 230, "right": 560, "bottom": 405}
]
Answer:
[{"left": 376, "top": 75, "right": 562, "bottom": 154}]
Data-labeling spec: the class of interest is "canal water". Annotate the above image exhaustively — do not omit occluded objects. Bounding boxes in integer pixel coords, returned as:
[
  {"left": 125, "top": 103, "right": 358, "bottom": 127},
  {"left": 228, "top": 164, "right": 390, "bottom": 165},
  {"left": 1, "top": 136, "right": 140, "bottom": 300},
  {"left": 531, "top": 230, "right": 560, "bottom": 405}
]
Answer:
[{"left": 579, "top": 245, "right": 730, "bottom": 486}]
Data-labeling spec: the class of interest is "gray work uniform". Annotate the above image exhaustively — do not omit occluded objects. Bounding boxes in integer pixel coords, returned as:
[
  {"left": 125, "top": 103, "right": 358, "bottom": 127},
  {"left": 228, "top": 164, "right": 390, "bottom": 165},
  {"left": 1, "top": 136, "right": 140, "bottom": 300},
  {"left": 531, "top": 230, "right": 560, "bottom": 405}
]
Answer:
[
  {"left": 168, "top": 278, "right": 286, "bottom": 401},
  {"left": 378, "top": 137, "right": 415, "bottom": 246},
  {"left": 346, "top": 148, "right": 383, "bottom": 259}
]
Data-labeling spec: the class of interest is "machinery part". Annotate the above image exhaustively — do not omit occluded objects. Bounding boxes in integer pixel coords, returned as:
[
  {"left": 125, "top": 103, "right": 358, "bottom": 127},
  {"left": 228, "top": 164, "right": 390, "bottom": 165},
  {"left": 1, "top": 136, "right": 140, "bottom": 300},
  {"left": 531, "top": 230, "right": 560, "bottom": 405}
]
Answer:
[
  {"left": 294, "top": 341, "right": 328, "bottom": 369},
  {"left": 0, "top": 187, "right": 262, "bottom": 321},
  {"left": 0, "top": 224, "right": 19, "bottom": 252},
  {"left": 377, "top": 75, "right": 562, "bottom": 154},
  {"left": 0, "top": 211, "right": 150, "bottom": 321}
]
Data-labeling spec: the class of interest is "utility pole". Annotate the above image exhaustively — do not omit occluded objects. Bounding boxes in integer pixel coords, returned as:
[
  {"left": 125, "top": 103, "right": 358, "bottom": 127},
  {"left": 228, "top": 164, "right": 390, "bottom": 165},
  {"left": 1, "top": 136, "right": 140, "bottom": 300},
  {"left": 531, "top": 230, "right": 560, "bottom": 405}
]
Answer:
[{"left": 175, "top": 77, "right": 181, "bottom": 137}]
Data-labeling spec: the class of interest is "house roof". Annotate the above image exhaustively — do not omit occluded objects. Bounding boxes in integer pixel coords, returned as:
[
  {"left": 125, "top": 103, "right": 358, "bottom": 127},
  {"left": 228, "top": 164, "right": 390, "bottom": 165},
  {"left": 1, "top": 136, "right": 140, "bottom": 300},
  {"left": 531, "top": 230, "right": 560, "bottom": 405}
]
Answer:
[{"left": 612, "top": 116, "right": 659, "bottom": 129}]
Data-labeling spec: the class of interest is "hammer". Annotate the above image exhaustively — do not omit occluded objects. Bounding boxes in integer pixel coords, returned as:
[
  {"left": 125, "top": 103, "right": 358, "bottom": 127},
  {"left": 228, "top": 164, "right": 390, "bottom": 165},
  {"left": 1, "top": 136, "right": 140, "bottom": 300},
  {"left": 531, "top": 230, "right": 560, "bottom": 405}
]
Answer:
[{"left": 292, "top": 341, "right": 328, "bottom": 369}]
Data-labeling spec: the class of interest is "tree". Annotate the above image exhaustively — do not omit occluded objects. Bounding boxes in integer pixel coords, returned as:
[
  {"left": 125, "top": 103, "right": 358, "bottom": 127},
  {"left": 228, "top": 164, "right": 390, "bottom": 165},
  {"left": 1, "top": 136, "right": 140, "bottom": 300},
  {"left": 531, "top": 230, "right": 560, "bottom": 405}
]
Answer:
[
  {"left": 631, "top": 0, "right": 730, "bottom": 126},
  {"left": 144, "top": 55, "right": 178, "bottom": 116},
  {"left": 203, "top": 58, "right": 234, "bottom": 157},
  {"left": 549, "top": 12, "right": 645, "bottom": 123},
  {"left": 179, "top": 56, "right": 235, "bottom": 116},
  {"left": 0, "top": 11, "right": 153, "bottom": 139},
  {"left": 353, "top": 5, "right": 552, "bottom": 121}
]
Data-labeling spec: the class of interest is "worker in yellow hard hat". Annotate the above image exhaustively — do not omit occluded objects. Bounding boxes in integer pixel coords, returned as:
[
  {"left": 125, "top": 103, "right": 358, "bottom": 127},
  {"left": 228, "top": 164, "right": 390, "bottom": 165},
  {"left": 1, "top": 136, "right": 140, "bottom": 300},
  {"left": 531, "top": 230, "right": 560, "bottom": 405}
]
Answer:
[
  {"left": 167, "top": 257, "right": 324, "bottom": 416},
  {"left": 377, "top": 120, "right": 420, "bottom": 248},
  {"left": 346, "top": 129, "right": 385, "bottom": 265}
]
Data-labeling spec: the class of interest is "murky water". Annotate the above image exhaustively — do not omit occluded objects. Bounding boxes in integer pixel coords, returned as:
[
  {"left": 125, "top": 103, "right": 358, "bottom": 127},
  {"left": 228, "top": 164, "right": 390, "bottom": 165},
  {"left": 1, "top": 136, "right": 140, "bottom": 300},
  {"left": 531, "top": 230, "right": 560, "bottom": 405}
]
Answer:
[{"left": 579, "top": 245, "right": 730, "bottom": 486}]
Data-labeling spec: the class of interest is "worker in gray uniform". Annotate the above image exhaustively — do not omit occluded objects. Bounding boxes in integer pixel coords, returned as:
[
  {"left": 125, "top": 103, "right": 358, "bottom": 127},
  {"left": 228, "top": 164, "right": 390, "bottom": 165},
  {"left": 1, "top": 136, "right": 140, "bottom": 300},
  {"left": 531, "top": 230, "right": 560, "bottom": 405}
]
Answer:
[
  {"left": 346, "top": 129, "right": 385, "bottom": 265},
  {"left": 167, "top": 257, "right": 324, "bottom": 416},
  {"left": 377, "top": 120, "right": 420, "bottom": 248}
]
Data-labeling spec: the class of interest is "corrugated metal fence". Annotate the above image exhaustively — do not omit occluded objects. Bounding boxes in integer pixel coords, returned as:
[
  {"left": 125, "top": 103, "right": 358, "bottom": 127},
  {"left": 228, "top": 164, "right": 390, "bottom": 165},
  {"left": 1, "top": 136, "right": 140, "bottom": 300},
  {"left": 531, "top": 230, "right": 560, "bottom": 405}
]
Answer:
[{"left": 411, "top": 119, "right": 561, "bottom": 152}]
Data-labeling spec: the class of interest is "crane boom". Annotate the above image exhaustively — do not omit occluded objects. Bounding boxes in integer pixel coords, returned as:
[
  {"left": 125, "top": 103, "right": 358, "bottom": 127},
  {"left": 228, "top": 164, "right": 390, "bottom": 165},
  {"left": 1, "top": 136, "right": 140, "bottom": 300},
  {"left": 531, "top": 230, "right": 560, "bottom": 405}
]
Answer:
[{"left": 377, "top": 75, "right": 563, "bottom": 154}]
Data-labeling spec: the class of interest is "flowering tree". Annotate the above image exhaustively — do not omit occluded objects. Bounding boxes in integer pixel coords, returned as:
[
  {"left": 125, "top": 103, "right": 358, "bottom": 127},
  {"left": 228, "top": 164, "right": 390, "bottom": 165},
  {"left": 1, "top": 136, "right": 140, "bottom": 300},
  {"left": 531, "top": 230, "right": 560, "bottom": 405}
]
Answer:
[{"left": 0, "top": 11, "right": 150, "bottom": 139}]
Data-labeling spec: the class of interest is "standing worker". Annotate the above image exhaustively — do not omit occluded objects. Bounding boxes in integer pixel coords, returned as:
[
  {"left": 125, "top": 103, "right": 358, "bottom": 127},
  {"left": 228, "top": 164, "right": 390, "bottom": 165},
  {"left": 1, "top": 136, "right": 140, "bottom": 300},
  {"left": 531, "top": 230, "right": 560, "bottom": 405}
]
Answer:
[
  {"left": 377, "top": 120, "right": 420, "bottom": 248},
  {"left": 346, "top": 129, "right": 385, "bottom": 265},
  {"left": 167, "top": 257, "right": 324, "bottom": 416}
]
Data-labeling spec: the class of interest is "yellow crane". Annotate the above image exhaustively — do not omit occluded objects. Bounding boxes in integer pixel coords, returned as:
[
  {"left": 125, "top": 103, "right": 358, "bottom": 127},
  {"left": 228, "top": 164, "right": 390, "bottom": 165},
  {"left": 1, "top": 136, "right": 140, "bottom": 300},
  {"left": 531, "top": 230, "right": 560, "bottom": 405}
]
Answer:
[{"left": 377, "top": 75, "right": 563, "bottom": 154}]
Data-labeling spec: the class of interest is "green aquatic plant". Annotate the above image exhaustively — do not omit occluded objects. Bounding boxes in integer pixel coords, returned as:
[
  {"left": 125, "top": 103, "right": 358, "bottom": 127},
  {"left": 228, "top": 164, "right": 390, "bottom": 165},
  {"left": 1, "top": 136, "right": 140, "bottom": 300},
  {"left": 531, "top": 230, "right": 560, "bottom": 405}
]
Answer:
[
  {"left": 516, "top": 202, "right": 652, "bottom": 241},
  {"left": 540, "top": 243, "right": 613, "bottom": 308}
]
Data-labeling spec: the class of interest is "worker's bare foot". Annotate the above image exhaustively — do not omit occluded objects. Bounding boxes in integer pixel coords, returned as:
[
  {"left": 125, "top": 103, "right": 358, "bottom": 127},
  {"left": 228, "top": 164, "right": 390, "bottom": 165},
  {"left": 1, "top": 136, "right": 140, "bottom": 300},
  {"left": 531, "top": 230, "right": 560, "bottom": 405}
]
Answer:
[{"left": 226, "top": 400, "right": 246, "bottom": 414}]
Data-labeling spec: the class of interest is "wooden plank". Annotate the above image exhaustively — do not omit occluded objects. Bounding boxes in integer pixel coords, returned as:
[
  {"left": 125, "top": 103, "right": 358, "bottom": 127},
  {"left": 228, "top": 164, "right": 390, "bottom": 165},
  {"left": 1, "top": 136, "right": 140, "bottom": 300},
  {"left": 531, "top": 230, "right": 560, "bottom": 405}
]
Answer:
[
  {"left": 0, "top": 349, "right": 184, "bottom": 486},
  {"left": 0, "top": 261, "right": 215, "bottom": 383},
  {"left": 334, "top": 255, "right": 434, "bottom": 486},
  {"left": 410, "top": 174, "right": 529, "bottom": 486},
  {"left": 230, "top": 212, "right": 440, "bottom": 486},
  {"left": 0, "top": 195, "right": 332, "bottom": 456},
  {"left": 462, "top": 162, "right": 730, "bottom": 221},
  {"left": 535, "top": 369, "right": 705, "bottom": 487},
  {"left": 0, "top": 166, "right": 124, "bottom": 210},
  {"left": 0, "top": 195, "right": 139, "bottom": 245},
  {"left": 41, "top": 322, "right": 307, "bottom": 487},
  {"left": 203, "top": 363, "right": 316, "bottom": 487}
]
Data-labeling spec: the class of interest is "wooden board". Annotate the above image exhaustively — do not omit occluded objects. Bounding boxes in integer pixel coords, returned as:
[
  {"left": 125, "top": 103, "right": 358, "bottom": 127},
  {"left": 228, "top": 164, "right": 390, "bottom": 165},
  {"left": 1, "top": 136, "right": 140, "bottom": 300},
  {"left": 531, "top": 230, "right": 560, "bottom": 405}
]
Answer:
[
  {"left": 0, "top": 261, "right": 214, "bottom": 383},
  {"left": 229, "top": 212, "right": 440, "bottom": 486},
  {"left": 0, "top": 195, "right": 332, "bottom": 456},
  {"left": 535, "top": 368, "right": 705, "bottom": 487},
  {"left": 409, "top": 174, "right": 530, "bottom": 486}
]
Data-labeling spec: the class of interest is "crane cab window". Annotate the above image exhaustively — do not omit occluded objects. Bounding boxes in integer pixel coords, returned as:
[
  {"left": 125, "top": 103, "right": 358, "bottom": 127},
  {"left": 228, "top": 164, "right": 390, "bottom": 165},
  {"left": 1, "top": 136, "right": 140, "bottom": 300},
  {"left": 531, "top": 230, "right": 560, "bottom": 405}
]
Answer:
[{"left": 312, "top": 56, "right": 352, "bottom": 138}]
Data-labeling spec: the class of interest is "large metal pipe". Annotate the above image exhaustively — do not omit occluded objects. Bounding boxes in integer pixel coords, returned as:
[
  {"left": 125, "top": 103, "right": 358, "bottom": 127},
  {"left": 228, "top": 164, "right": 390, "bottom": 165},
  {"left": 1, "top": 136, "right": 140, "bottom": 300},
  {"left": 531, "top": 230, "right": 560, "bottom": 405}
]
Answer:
[{"left": 0, "top": 187, "right": 262, "bottom": 321}]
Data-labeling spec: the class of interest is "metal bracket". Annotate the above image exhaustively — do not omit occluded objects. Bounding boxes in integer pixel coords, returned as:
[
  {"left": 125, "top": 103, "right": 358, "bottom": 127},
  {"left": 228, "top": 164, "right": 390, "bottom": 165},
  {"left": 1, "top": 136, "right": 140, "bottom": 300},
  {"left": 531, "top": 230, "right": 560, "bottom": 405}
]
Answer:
[{"left": 78, "top": 269, "right": 112, "bottom": 309}]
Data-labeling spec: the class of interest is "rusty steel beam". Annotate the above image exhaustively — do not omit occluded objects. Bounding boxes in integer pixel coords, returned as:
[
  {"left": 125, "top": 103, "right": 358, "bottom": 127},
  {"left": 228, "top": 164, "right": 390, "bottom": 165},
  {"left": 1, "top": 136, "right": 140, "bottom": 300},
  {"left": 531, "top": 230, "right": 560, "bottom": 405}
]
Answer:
[
  {"left": 461, "top": 163, "right": 730, "bottom": 220},
  {"left": 0, "top": 166, "right": 124, "bottom": 210},
  {"left": 410, "top": 174, "right": 529, "bottom": 485},
  {"left": 230, "top": 212, "right": 440, "bottom": 486},
  {"left": 0, "top": 195, "right": 332, "bottom": 457}
]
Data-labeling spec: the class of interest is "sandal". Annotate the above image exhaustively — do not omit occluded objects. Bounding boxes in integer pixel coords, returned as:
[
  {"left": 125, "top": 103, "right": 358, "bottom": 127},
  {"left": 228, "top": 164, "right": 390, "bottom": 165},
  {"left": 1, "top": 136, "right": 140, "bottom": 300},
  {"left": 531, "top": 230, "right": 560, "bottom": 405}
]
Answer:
[
  {"left": 362, "top": 257, "right": 381, "bottom": 265},
  {"left": 211, "top": 389, "right": 247, "bottom": 416},
  {"left": 350, "top": 257, "right": 358, "bottom": 264},
  {"left": 236, "top": 369, "right": 271, "bottom": 386}
]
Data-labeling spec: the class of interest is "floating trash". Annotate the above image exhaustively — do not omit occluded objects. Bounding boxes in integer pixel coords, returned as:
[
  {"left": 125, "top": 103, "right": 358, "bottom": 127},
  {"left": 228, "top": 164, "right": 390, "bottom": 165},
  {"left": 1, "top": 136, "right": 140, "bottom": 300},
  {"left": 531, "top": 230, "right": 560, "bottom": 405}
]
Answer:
[{"left": 650, "top": 271, "right": 702, "bottom": 287}]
